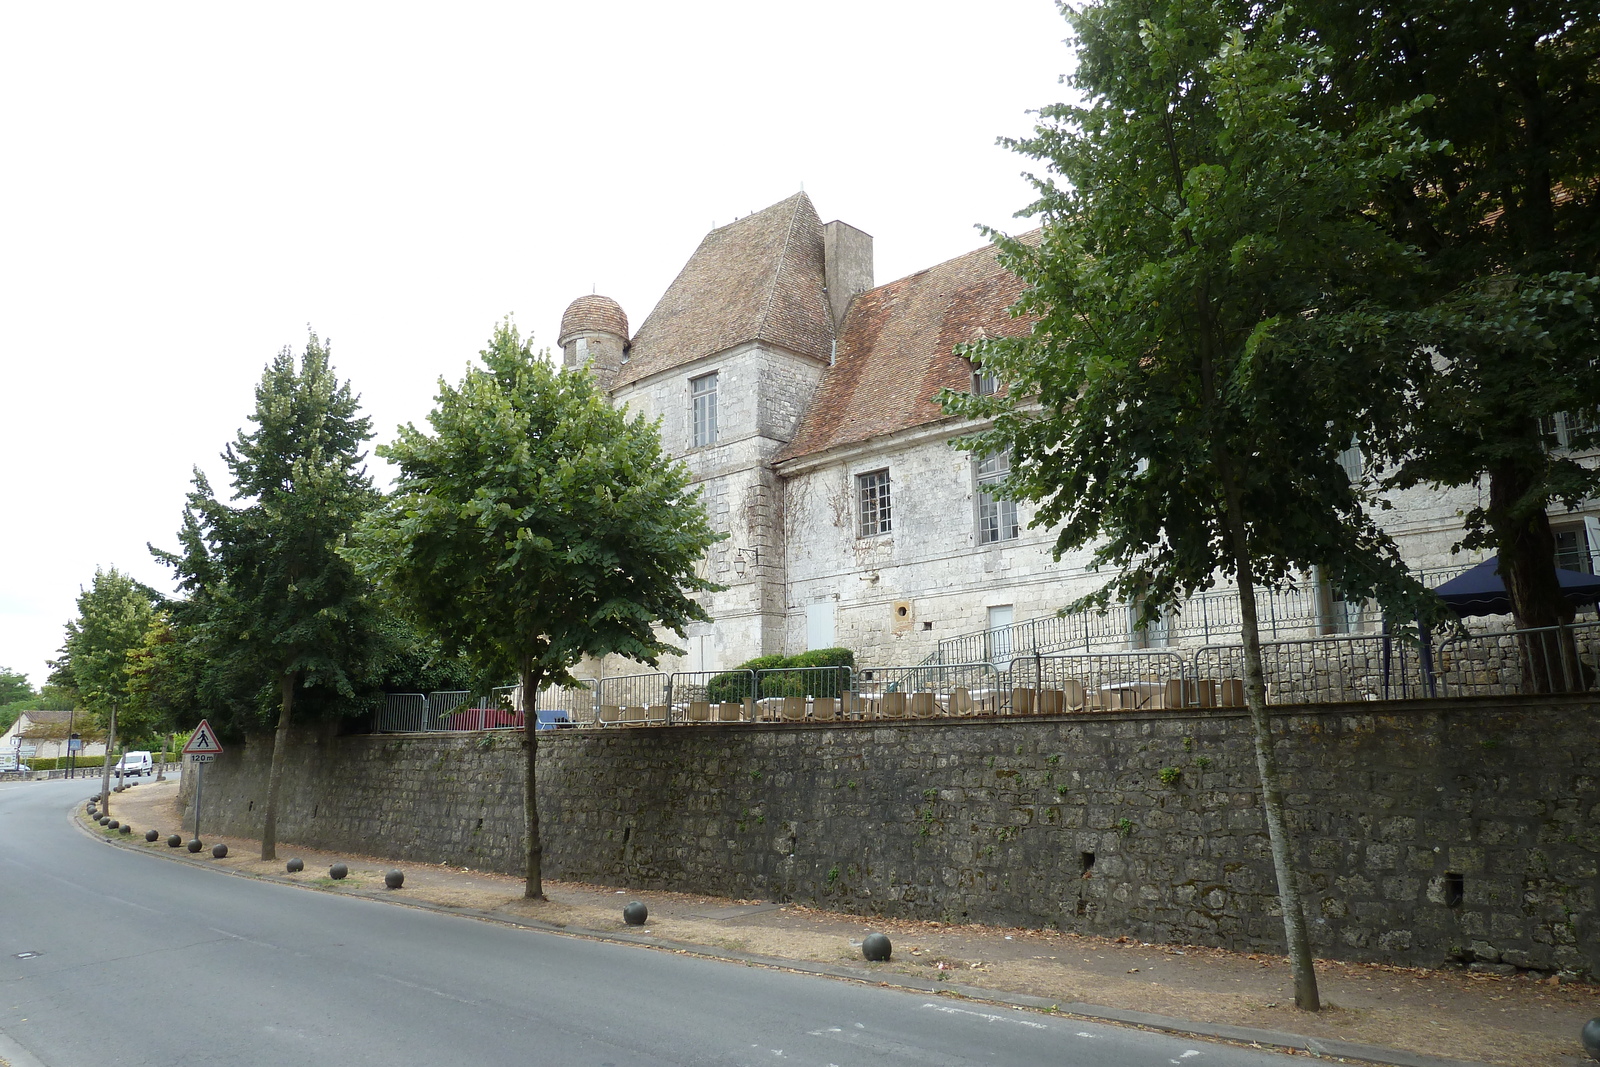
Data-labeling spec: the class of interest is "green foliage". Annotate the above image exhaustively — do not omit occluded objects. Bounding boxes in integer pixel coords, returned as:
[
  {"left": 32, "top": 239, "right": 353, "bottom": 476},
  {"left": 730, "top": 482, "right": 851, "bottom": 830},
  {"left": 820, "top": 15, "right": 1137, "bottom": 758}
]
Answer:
[
  {"left": 153, "top": 333, "right": 392, "bottom": 738},
  {"left": 1158, "top": 766, "right": 1182, "bottom": 787},
  {"left": 941, "top": 2, "right": 1440, "bottom": 630},
  {"left": 1298, "top": 3, "right": 1600, "bottom": 628},
  {"left": 351, "top": 320, "right": 719, "bottom": 696},
  {"left": 0, "top": 667, "right": 32, "bottom": 707},
  {"left": 59, "top": 568, "right": 159, "bottom": 726},
  {"left": 705, "top": 648, "right": 855, "bottom": 702}
]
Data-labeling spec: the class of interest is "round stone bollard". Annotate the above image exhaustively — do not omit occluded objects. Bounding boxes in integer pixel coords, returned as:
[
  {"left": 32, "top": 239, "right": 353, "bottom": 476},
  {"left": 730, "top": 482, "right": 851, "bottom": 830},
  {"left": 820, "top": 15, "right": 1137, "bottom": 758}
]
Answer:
[
  {"left": 862, "top": 933, "right": 892, "bottom": 962},
  {"left": 106, "top": 820, "right": 119, "bottom": 830},
  {"left": 1582, "top": 1017, "right": 1600, "bottom": 1061},
  {"left": 329, "top": 863, "right": 348, "bottom": 880},
  {"left": 211, "top": 843, "right": 228, "bottom": 859},
  {"left": 622, "top": 901, "right": 648, "bottom": 926},
  {"left": 286, "top": 858, "right": 304, "bottom": 873},
  {"left": 145, "top": 829, "right": 160, "bottom": 842},
  {"left": 118, "top": 824, "right": 132, "bottom": 835},
  {"left": 187, "top": 839, "right": 203, "bottom": 853},
  {"left": 167, "top": 834, "right": 182, "bottom": 848},
  {"left": 384, "top": 870, "right": 404, "bottom": 890}
]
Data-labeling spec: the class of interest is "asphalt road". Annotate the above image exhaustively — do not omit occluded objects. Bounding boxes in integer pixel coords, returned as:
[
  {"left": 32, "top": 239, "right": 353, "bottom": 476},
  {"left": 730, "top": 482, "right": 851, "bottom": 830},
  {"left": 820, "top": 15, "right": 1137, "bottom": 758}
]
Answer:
[{"left": 0, "top": 778, "right": 1297, "bottom": 1067}]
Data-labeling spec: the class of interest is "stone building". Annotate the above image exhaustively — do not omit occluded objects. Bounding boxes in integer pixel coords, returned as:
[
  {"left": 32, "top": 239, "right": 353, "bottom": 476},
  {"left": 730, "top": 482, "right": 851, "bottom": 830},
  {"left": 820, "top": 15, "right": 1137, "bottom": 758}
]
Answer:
[{"left": 557, "top": 193, "right": 1600, "bottom": 675}]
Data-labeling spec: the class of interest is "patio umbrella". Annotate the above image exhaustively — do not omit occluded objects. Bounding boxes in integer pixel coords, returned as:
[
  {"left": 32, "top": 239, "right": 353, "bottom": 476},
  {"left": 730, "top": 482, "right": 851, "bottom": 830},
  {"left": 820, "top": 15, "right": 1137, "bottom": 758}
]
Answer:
[{"left": 1432, "top": 556, "right": 1600, "bottom": 617}]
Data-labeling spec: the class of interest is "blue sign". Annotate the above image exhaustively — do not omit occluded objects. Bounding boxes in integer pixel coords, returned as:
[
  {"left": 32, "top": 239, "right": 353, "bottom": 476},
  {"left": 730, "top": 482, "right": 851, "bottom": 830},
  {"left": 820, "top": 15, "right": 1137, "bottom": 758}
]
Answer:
[{"left": 68, "top": 738, "right": 83, "bottom": 753}]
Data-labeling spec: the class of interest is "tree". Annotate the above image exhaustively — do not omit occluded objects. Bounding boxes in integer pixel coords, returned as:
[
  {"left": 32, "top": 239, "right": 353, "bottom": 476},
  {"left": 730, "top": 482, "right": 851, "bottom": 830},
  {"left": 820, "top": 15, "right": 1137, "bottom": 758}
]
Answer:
[
  {"left": 0, "top": 667, "right": 32, "bottom": 707},
  {"left": 59, "top": 567, "right": 158, "bottom": 805},
  {"left": 121, "top": 613, "right": 198, "bottom": 747},
  {"left": 943, "top": 1, "right": 1442, "bottom": 1011},
  {"left": 1304, "top": 2, "right": 1600, "bottom": 656},
  {"left": 154, "top": 333, "right": 389, "bottom": 860},
  {"left": 349, "top": 321, "right": 719, "bottom": 899}
]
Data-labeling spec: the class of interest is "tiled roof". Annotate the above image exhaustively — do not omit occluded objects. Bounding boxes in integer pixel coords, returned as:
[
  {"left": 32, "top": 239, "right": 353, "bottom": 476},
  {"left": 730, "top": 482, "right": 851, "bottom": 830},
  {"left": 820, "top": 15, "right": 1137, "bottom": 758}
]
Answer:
[
  {"left": 777, "top": 239, "right": 1033, "bottom": 463},
  {"left": 615, "top": 193, "right": 834, "bottom": 389},
  {"left": 559, "top": 295, "right": 629, "bottom": 343}
]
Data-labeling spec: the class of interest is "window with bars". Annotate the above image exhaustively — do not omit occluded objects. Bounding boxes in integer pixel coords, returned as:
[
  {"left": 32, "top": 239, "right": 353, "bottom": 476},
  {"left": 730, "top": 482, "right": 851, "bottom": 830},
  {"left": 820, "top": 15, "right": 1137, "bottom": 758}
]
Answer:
[
  {"left": 976, "top": 451, "right": 1019, "bottom": 543},
  {"left": 690, "top": 372, "right": 718, "bottom": 447},
  {"left": 857, "top": 468, "right": 892, "bottom": 537}
]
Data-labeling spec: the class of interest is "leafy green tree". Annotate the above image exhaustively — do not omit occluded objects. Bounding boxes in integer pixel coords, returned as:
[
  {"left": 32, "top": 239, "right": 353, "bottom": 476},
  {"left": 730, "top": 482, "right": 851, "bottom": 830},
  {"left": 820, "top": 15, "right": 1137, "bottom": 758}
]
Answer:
[
  {"left": 59, "top": 567, "right": 158, "bottom": 805},
  {"left": 155, "top": 333, "right": 389, "bottom": 860},
  {"left": 945, "top": 1, "right": 1444, "bottom": 1011},
  {"left": 60, "top": 568, "right": 158, "bottom": 720},
  {"left": 350, "top": 321, "right": 719, "bottom": 899},
  {"left": 1304, "top": 2, "right": 1600, "bottom": 646},
  {"left": 120, "top": 613, "right": 198, "bottom": 747},
  {"left": 0, "top": 667, "right": 32, "bottom": 707}
]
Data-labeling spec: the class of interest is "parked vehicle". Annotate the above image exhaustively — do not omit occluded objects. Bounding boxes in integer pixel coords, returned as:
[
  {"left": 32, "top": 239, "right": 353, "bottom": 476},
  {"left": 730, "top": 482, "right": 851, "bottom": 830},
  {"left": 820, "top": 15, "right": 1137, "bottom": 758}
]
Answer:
[{"left": 113, "top": 751, "right": 154, "bottom": 778}]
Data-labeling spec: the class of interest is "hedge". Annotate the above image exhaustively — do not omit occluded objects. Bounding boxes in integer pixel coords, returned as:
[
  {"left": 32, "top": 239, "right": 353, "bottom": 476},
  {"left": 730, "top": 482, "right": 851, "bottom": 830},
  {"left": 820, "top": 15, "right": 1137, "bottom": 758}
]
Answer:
[{"left": 705, "top": 648, "right": 856, "bottom": 703}]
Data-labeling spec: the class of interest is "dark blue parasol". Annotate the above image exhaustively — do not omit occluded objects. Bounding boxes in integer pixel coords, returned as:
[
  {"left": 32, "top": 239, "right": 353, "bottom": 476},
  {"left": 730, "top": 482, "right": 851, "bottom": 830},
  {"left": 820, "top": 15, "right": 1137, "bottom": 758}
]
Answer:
[{"left": 1433, "top": 557, "right": 1600, "bottom": 617}]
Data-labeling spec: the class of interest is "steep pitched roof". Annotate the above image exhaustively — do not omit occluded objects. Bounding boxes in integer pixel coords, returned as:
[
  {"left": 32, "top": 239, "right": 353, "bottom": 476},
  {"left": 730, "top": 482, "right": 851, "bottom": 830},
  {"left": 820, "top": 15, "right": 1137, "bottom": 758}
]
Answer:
[
  {"left": 778, "top": 239, "right": 1032, "bottom": 463},
  {"left": 615, "top": 193, "right": 834, "bottom": 389}
]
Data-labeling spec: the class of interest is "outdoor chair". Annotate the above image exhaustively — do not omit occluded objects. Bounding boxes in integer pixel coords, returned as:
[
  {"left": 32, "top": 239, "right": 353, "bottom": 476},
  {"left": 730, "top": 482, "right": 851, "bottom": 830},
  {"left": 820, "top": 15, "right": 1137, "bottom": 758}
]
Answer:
[
  {"left": 687, "top": 701, "right": 712, "bottom": 722},
  {"left": 1220, "top": 678, "right": 1245, "bottom": 706},
  {"left": 909, "top": 691, "right": 936, "bottom": 717},
  {"left": 1011, "top": 687, "right": 1036, "bottom": 715},
  {"left": 1035, "top": 688, "right": 1065, "bottom": 715},
  {"left": 780, "top": 697, "right": 807, "bottom": 721},
  {"left": 880, "top": 691, "right": 908, "bottom": 719},
  {"left": 811, "top": 697, "right": 838, "bottom": 722},
  {"left": 949, "top": 687, "right": 973, "bottom": 715}
]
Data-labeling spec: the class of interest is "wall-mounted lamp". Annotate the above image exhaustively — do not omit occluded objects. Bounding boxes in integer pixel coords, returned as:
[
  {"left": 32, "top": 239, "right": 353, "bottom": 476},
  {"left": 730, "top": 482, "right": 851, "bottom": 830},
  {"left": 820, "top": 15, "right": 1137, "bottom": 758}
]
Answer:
[{"left": 733, "top": 547, "right": 760, "bottom": 578}]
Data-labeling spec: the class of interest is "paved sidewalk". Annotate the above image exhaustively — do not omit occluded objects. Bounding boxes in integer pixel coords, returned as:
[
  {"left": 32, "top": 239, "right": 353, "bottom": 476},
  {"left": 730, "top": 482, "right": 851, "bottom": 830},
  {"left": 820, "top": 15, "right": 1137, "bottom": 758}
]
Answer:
[{"left": 87, "top": 781, "right": 1598, "bottom": 1067}]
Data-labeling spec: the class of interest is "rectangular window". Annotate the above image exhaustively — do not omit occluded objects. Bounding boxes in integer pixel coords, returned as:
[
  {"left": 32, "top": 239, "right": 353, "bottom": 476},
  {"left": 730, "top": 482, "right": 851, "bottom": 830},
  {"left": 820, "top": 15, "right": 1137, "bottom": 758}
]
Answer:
[
  {"left": 1541, "top": 409, "right": 1599, "bottom": 451},
  {"left": 976, "top": 451, "right": 1019, "bottom": 543},
  {"left": 971, "top": 362, "right": 997, "bottom": 396},
  {"left": 857, "top": 468, "right": 892, "bottom": 537},
  {"left": 1554, "top": 522, "right": 1596, "bottom": 574},
  {"left": 691, "top": 372, "right": 718, "bottom": 447}
]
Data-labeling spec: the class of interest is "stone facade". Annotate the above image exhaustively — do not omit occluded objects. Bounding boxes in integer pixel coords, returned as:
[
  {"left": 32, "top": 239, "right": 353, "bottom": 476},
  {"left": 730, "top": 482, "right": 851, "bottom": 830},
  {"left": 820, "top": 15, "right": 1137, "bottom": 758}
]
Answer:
[
  {"left": 558, "top": 192, "right": 1600, "bottom": 676},
  {"left": 189, "top": 695, "right": 1599, "bottom": 978}
]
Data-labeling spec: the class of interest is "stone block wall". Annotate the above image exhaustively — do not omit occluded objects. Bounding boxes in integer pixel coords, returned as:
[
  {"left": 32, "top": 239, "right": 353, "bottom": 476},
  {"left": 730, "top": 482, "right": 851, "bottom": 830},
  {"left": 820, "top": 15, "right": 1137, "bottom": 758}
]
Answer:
[{"left": 190, "top": 696, "right": 1598, "bottom": 977}]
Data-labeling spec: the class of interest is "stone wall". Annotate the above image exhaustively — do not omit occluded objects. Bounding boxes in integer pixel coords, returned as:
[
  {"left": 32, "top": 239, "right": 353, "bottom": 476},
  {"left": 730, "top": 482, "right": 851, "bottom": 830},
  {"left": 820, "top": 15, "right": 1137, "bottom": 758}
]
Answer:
[{"left": 189, "top": 696, "right": 1598, "bottom": 977}]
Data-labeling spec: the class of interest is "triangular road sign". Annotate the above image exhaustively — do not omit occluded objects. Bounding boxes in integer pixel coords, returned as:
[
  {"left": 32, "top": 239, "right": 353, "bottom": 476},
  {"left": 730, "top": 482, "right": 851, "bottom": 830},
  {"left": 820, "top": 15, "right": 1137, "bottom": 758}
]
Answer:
[{"left": 182, "top": 719, "right": 224, "bottom": 756}]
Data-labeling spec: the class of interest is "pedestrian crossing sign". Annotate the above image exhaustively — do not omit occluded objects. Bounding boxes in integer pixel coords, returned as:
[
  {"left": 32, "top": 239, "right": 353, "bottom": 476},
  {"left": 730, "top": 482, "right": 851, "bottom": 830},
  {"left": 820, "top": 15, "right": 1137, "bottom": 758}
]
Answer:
[{"left": 182, "top": 720, "right": 224, "bottom": 756}]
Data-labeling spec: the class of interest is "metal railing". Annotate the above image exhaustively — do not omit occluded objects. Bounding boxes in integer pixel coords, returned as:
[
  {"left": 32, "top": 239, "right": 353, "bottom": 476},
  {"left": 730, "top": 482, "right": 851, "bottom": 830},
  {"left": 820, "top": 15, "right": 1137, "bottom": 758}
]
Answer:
[
  {"left": 1437, "top": 621, "right": 1600, "bottom": 696},
  {"left": 378, "top": 620, "right": 1599, "bottom": 733}
]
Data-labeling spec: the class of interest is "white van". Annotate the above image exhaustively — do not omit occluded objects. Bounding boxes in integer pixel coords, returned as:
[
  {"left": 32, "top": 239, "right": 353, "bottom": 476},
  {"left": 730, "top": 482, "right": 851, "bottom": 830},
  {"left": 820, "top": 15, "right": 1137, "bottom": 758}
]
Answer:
[{"left": 113, "top": 751, "right": 154, "bottom": 778}]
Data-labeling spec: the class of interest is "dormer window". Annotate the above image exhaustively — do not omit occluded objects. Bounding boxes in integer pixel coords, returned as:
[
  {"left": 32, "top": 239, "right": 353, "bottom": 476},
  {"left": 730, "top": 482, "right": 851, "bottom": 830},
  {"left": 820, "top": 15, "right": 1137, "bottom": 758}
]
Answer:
[
  {"left": 971, "top": 362, "right": 997, "bottom": 396},
  {"left": 691, "top": 372, "right": 719, "bottom": 447}
]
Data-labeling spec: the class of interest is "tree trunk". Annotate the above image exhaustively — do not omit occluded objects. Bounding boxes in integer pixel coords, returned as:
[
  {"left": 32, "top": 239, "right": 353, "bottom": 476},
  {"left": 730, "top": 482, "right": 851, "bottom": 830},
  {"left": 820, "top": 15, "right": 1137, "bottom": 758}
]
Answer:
[
  {"left": 522, "top": 664, "right": 547, "bottom": 900},
  {"left": 260, "top": 672, "right": 296, "bottom": 861},
  {"left": 1489, "top": 463, "right": 1582, "bottom": 692},
  {"left": 98, "top": 702, "right": 118, "bottom": 813},
  {"left": 1221, "top": 480, "right": 1322, "bottom": 1012}
]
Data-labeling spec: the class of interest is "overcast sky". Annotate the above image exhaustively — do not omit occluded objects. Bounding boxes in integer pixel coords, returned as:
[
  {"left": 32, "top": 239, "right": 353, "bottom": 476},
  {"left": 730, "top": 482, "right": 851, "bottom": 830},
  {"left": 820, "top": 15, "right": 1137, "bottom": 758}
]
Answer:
[{"left": 0, "top": 2, "right": 1075, "bottom": 688}]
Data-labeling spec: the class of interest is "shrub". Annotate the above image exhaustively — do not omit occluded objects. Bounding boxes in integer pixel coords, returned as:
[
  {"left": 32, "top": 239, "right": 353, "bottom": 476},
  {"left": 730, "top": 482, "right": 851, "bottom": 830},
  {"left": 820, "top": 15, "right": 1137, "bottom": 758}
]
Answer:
[{"left": 708, "top": 649, "right": 857, "bottom": 702}]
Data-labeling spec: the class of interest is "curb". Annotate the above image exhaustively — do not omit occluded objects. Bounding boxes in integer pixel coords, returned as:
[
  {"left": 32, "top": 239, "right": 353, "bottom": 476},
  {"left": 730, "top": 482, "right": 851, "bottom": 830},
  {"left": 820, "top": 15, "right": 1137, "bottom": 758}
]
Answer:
[{"left": 70, "top": 804, "right": 1495, "bottom": 1067}]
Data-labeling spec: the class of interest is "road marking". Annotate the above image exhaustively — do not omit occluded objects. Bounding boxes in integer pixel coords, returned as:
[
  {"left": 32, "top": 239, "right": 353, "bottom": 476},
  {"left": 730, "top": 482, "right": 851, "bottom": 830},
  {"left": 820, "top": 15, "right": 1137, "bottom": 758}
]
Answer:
[
  {"left": 920, "top": 1004, "right": 1050, "bottom": 1030},
  {"left": 207, "top": 927, "right": 277, "bottom": 950},
  {"left": 375, "top": 972, "right": 475, "bottom": 1005}
]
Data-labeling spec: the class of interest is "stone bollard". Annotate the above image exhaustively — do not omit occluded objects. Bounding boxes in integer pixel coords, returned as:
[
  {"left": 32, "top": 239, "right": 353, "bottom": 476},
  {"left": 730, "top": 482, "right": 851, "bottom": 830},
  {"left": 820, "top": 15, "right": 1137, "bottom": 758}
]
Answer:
[
  {"left": 862, "top": 933, "right": 892, "bottom": 962},
  {"left": 384, "top": 870, "right": 404, "bottom": 890},
  {"left": 187, "top": 839, "right": 203, "bottom": 853},
  {"left": 212, "top": 843, "right": 228, "bottom": 859},
  {"left": 286, "top": 858, "right": 304, "bottom": 873},
  {"left": 167, "top": 834, "right": 182, "bottom": 847},
  {"left": 622, "top": 901, "right": 648, "bottom": 926},
  {"left": 329, "top": 863, "right": 348, "bottom": 880},
  {"left": 145, "top": 829, "right": 160, "bottom": 842}
]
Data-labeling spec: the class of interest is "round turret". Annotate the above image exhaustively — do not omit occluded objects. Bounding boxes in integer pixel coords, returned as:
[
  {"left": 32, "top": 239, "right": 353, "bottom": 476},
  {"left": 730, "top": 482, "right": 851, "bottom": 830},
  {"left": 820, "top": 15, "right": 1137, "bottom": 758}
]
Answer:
[
  {"left": 559, "top": 295, "right": 629, "bottom": 348},
  {"left": 558, "top": 295, "right": 629, "bottom": 394}
]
